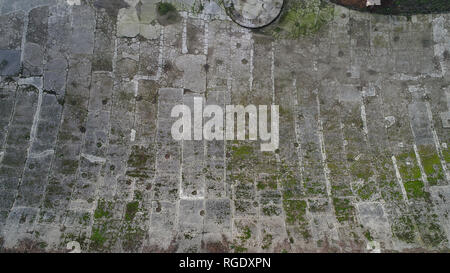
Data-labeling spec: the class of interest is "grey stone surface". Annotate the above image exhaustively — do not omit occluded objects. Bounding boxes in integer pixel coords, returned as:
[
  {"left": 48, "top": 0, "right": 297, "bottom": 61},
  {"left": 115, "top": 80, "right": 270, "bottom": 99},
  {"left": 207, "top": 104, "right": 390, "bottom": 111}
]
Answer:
[
  {"left": 22, "top": 6, "right": 50, "bottom": 75},
  {"left": 0, "top": 11, "right": 24, "bottom": 50},
  {"left": 0, "top": 0, "right": 449, "bottom": 253},
  {"left": 0, "top": 50, "right": 20, "bottom": 76},
  {"left": 225, "top": 0, "right": 284, "bottom": 28}
]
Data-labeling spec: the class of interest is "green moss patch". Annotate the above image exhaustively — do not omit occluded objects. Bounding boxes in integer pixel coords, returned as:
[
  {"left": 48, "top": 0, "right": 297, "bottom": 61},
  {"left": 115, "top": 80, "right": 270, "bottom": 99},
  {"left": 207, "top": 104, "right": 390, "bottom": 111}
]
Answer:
[
  {"left": 156, "top": 2, "right": 180, "bottom": 26},
  {"left": 94, "top": 199, "right": 113, "bottom": 219},
  {"left": 261, "top": 232, "right": 273, "bottom": 250},
  {"left": 355, "top": 181, "right": 377, "bottom": 201},
  {"left": 350, "top": 158, "right": 374, "bottom": 182},
  {"left": 333, "top": 197, "right": 355, "bottom": 223},
  {"left": 391, "top": 215, "right": 417, "bottom": 244},
  {"left": 125, "top": 201, "right": 139, "bottom": 221},
  {"left": 404, "top": 180, "right": 428, "bottom": 200},
  {"left": 443, "top": 148, "right": 450, "bottom": 163},
  {"left": 364, "top": 230, "right": 374, "bottom": 241},
  {"left": 126, "top": 145, "right": 154, "bottom": 179},
  {"left": 413, "top": 213, "right": 448, "bottom": 248},
  {"left": 283, "top": 199, "right": 308, "bottom": 227},
  {"left": 418, "top": 145, "right": 445, "bottom": 186},
  {"left": 262, "top": 205, "right": 282, "bottom": 216},
  {"left": 90, "top": 226, "right": 107, "bottom": 249},
  {"left": 121, "top": 226, "right": 145, "bottom": 252},
  {"left": 157, "top": 2, "right": 177, "bottom": 15},
  {"left": 231, "top": 224, "right": 253, "bottom": 253},
  {"left": 61, "top": 159, "right": 79, "bottom": 175},
  {"left": 272, "top": 0, "right": 334, "bottom": 39},
  {"left": 397, "top": 150, "right": 422, "bottom": 181},
  {"left": 231, "top": 145, "right": 254, "bottom": 159}
]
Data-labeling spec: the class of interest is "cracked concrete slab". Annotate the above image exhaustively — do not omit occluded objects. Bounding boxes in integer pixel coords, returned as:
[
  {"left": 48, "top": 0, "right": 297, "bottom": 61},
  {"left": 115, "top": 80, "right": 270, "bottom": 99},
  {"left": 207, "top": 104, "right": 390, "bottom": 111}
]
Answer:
[{"left": 0, "top": 0, "right": 449, "bottom": 253}]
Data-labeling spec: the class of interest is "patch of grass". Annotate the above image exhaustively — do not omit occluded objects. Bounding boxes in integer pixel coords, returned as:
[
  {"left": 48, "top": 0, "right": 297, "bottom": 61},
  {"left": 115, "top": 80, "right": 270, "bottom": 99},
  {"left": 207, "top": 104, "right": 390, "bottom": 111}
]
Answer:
[
  {"left": 156, "top": 2, "right": 180, "bottom": 25},
  {"left": 403, "top": 180, "right": 428, "bottom": 200},
  {"left": 157, "top": 2, "right": 176, "bottom": 16},
  {"left": 443, "top": 148, "right": 450, "bottom": 163},
  {"left": 256, "top": 182, "right": 267, "bottom": 190},
  {"left": 127, "top": 146, "right": 151, "bottom": 168},
  {"left": 231, "top": 224, "right": 252, "bottom": 253},
  {"left": 397, "top": 151, "right": 422, "bottom": 181},
  {"left": 418, "top": 145, "right": 444, "bottom": 186},
  {"left": 90, "top": 227, "right": 107, "bottom": 248},
  {"left": 39, "top": 242, "right": 48, "bottom": 249},
  {"left": 373, "top": 34, "right": 388, "bottom": 48},
  {"left": 126, "top": 145, "right": 154, "bottom": 179},
  {"left": 79, "top": 212, "right": 91, "bottom": 226},
  {"left": 279, "top": 106, "right": 293, "bottom": 122},
  {"left": 304, "top": 178, "right": 326, "bottom": 197},
  {"left": 331, "top": 183, "right": 353, "bottom": 197},
  {"left": 333, "top": 198, "right": 354, "bottom": 223},
  {"left": 364, "top": 230, "right": 374, "bottom": 241},
  {"left": 261, "top": 233, "right": 273, "bottom": 250},
  {"left": 308, "top": 199, "right": 328, "bottom": 213},
  {"left": 94, "top": 199, "right": 113, "bottom": 219},
  {"left": 232, "top": 145, "right": 254, "bottom": 159},
  {"left": 273, "top": 0, "right": 334, "bottom": 39},
  {"left": 231, "top": 244, "right": 248, "bottom": 253},
  {"left": 350, "top": 160, "right": 374, "bottom": 182},
  {"left": 257, "top": 175, "right": 278, "bottom": 190},
  {"left": 134, "top": 190, "right": 143, "bottom": 201},
  {"left": 415, "top": 214, "right": 448, "bottom": 248},
  {"left": 125, "top": 201, "right": 139, "bottom": 221},
  {"left": 356, "top": 181, "right": 377, "bottom": 201},
  {"left": 191, "top": 0, "right": 204, "bottom": 15},
  {"left": 121, "top": 226, "right": 145, "bottom": 252},
  {"left": 283, "top": 199, "right": 307, "bottom": 225},
  {"left": 61, "top": 159, "right": 79, "bottom": 175},
  {"left": 241, "top": 226, "right": 252, "bottom": 241},
  {"left": 262, "top": 205, "right": 281, "bottom": 216},
  {"left": 392, "top": 215, "right": 416, "bottom": 244},
  {"left": 327, "top": 161, "right": 345, "bottom": 177}
]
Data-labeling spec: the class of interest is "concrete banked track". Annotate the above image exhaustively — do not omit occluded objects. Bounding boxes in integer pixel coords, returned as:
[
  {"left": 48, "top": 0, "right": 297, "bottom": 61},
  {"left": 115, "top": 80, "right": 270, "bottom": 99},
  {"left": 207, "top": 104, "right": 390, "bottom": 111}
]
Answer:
[{"left": 0, "top": 0, "right": 449, "bottom": 252}]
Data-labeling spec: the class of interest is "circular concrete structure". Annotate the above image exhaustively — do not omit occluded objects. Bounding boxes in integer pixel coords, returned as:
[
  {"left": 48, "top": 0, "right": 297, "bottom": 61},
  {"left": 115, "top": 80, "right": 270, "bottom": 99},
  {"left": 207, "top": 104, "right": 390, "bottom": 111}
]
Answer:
[{"left": 224, "top": 0, "right": 284, "bottom": 29}]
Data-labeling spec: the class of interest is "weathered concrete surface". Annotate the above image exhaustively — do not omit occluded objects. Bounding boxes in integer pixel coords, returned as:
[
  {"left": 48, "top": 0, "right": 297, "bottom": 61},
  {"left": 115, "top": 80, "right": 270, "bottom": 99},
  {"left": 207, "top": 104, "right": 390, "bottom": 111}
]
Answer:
[
  {"left": 225, "top": 0, "right": 284, "bottom": 28},
  {"left": 0, "top": 50, "right": 21, "bottom": 76},
  {"left": 0, "top": 0, "right": 449, "bottom": 253}
]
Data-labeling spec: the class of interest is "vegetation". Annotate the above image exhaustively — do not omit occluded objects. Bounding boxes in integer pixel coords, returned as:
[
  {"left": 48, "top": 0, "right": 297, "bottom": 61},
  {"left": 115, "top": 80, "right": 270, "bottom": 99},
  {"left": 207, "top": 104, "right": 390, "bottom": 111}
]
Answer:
[
  {"left": 391, "top": 215, "right": 416, "bottom": 243},
  {"left": 261, "top": 233, "right": 273, "bottom": 249},
  {"left": 156, "top": 2, "right": 180, "bottom": 26},
  {"left": 364, "top": 230, "right": 374, "bottom": 241},
  {"left": 333, "top": 197, "right": 355, "bottom": 223},
  {"left": 418, "top": 145, "right": 445, "bottom": 186},
  {"left": 157, "top": 2, "right": 177, "bottom": 16},
  {"left": 94, "top": 199, "right": 113, "bottom": 219},
  {"left": 230, "top": 225, "right": 252, "bottom": 253},
  {"left": 350, "top": 159, "right": 374, "bottom": 182},
  {"left": 125, "top": 201, "right": 139, "bottom": 221},
  {"left": 284, "top": 199, "right": 307, "bottom": 225},
  {"left": 397, "top": 150, "right": 422, "bottom": 182},
  {"left": 231, "top": 145, "right": 254, "bottom": 160},
  {"left": 356, "top": 181, "right": 377, "bottom": 201},
  {"left": 272, "top": 0, "right": 334, "bottom": 39},
  {"left": 404, "top": 180, "right": 428, "bottom": 200},
  {"left": 90, "top": 227, "right": 107, "bottom": 248}
]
